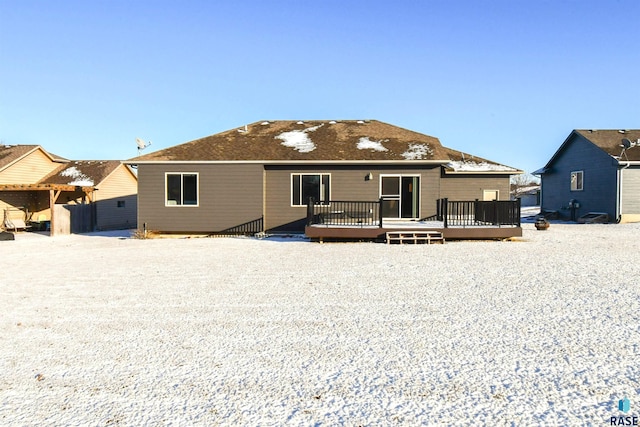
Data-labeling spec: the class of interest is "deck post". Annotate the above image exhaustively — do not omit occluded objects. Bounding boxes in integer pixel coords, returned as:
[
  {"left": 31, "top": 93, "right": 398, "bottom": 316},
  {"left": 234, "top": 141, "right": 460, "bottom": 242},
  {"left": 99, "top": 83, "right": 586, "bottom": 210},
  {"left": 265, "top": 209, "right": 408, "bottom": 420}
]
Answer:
[
  {"left": 306, "top": 197, "right": 315, "bottom": 225},
  {"left": 443, "top": 198, "right": 448, "bottom": 228},
  {"left": 378, "top": 198, "right": 383, "bottom": 228}
]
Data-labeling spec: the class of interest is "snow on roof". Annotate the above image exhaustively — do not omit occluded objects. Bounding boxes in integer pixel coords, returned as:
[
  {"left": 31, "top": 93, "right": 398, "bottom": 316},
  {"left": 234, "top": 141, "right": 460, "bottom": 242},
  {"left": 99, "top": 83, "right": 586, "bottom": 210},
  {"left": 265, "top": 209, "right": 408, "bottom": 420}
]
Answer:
[
  {"left": 356, "top": 137, "right": 388, "bottom": 152},
  {"left": 275, "top": 124, "right": 324, "bottom": 153},
  {"left": 402, "top": 144, "right": 433, "bottom": 160},
  {"left": 447, "top": 160, "right": 518, "bottom": 172},
  {"left": 59, "top": 166, "right": 95, "bottom": 186}
]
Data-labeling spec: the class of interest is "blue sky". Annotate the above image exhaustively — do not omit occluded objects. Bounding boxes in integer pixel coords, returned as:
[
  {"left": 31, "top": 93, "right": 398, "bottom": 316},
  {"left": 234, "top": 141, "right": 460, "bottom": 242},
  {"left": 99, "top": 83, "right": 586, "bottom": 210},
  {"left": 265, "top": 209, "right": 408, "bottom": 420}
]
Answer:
[{"left": 1, "top": 0, "right": 638, "bottom": 174}]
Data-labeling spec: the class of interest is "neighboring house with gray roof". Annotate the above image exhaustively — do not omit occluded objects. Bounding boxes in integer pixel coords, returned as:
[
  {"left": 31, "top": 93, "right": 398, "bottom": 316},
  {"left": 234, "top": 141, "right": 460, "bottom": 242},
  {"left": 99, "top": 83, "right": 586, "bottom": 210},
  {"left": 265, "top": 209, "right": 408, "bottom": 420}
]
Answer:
[
  {"left": 534, "top": 129, "right": 640, "bottom": 223},
  {"left": 128, "top": 120, "right": 521, "bottom": 234},
  {"left": 0, "top": 145, "right": 137, "bottom": 234}
]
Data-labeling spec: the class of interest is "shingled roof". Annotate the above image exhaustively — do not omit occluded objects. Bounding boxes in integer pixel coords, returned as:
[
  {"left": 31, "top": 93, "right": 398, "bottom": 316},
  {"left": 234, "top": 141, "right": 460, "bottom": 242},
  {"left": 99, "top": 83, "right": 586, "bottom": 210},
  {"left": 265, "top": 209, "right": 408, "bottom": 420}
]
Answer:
[
  {"left": 575, "top": 129, "right": 640, "bottom": 161},
  {"left": 0, "top": 145, "right": 40, "bottom": 171},
  {"left": 39, "top": 161, "right": 126, "bottom": 187},
  {"left": 443, "top": 147, "right": 520, "bottom": 174},
  {"left": 130, "top": 120, "right": 451, "bottom": 163},
  {"left": 0, "top": 145, "right": 69, "bottom": 172}
]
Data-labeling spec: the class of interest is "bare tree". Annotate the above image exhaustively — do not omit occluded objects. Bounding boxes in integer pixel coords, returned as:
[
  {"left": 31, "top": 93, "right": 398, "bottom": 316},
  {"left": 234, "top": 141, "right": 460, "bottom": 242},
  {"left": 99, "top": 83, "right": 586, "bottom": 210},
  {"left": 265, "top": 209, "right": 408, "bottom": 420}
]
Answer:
[{"left": 510, "top": 173, "right": 540, "bottom": 198}]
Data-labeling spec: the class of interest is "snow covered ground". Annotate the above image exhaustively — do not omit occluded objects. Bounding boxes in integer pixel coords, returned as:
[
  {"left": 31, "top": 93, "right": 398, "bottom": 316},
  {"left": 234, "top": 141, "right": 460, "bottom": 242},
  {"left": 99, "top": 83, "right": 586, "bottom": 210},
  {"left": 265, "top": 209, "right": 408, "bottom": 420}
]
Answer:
[{"left": 1, "top": 223, "right": 639, "bottom": 425}]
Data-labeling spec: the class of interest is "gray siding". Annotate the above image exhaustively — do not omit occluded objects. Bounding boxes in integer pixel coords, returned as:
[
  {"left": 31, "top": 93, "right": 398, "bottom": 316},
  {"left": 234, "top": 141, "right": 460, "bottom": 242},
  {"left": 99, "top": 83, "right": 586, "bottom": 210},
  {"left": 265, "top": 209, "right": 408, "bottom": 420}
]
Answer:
[
  {"left": 137, "top": 163, "right": 263, "bottom": 233},
  {"left": 541, "top": 134, "right": 618, "bottom": 220},
  {"left": 95, "top": 195, "right": 138, "bottom": 230},
  {"left": 138, "top": 163, "right": 516, "bottom": 233},
  {"left": 264, "top": 165, "right": 441, "bottom": 231},
  {"left": 440, "top": 174, "right": 511, "bottom": 201},
  {"left": 621, "top": 166, "right": 640, "bottom": 214}
]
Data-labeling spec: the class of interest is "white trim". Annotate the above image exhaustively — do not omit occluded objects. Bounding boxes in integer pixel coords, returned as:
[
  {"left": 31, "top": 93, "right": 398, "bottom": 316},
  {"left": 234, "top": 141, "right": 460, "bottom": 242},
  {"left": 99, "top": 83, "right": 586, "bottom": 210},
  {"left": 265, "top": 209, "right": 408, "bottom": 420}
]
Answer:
[
  {"left": 570, "top": 170, "right": 584, "bottom": 192},
  {"left": 379, "top": 174, "right": 421, "bottom": 219},
  {"left": 290, "top": 173, "right": 331, "bottom": 207},
  {"left": 164, "top": 172, "right": 199, "bottom": 207},
  {"left": 482, "top": 189, "right": 500, "bottom": 201}
]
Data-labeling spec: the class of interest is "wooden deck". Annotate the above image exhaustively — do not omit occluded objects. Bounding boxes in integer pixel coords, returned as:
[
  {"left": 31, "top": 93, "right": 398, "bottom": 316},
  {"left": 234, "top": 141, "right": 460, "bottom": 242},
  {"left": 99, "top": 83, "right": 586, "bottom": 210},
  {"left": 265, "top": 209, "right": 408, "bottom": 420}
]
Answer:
[
  {"left": 305, "top": 198, "right": 522, "bottom": 242},
  {"left": 305, "top": 221, "right": 522, "bottom": 241}
]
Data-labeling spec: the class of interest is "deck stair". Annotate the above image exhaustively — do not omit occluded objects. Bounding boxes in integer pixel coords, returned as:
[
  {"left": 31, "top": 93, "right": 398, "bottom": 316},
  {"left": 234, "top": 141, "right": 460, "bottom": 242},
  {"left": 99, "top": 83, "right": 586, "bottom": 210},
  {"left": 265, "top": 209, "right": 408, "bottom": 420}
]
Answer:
[{"left": 386, "top": 230, "right": 444, "bottom": 244}]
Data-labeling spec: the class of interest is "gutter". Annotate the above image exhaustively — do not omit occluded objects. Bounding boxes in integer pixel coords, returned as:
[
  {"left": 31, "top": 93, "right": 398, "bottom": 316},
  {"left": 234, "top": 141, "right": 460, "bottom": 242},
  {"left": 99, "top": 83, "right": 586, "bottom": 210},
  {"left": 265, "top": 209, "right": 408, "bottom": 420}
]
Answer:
[{"left": 123, "top": 159, "right": 451, "bottom": 166}]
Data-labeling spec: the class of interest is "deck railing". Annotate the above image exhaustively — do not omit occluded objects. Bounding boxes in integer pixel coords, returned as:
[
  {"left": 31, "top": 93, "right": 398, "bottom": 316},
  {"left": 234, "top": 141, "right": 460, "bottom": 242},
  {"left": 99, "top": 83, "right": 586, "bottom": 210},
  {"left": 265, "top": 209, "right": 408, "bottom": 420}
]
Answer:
[
  {"left": 308, "top": 198, "right": 521, "bottom": 228},
  {"left": 306, "top": 198, "right": 383, "bottom": 227},
  {"left": 437, "top": 198, "right": 521, "bottom": 227}
]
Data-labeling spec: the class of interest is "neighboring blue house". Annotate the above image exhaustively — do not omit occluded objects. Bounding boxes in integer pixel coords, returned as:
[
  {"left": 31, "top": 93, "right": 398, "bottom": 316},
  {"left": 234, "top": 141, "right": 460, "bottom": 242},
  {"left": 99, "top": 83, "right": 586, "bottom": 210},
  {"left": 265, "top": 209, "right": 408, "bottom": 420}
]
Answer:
[{"left": 534, "top": 129, "right": 640, "bottom": 223}]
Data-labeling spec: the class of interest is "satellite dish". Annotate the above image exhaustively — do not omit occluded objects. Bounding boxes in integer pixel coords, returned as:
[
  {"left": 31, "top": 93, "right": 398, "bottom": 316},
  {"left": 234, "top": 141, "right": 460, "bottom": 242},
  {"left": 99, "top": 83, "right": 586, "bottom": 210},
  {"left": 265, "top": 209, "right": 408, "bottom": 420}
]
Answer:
[
  {"left": 621, "top": 138, "right": 632, "bottom": 149},
  {"left": 136, "top": 138, "right": 152, "bottom": 154}
]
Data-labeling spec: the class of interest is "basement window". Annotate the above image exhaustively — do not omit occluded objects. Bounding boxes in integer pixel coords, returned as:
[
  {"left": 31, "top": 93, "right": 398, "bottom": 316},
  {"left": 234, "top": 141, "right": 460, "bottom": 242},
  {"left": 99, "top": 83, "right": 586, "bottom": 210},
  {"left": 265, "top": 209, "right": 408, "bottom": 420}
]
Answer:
[{"left": 570, "top": 171, "right": 583, "bottom": 191}]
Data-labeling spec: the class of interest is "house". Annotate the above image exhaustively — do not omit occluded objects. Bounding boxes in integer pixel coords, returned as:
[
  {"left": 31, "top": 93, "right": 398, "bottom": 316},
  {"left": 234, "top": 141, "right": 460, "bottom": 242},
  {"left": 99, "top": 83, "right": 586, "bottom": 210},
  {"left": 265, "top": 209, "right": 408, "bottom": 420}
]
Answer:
[
  {"left": 128, "top": 120, "right": 522, "bottom": 236},
  {"left": 534, "top": 130, "right": 640, "bottom": 223},
  {"left": 0, "top": 145, "right": 138, "bottom": 234},
  {"left": 511, "top": 184, "right": 541, "bottom": 207},
  {"left": 39, "top": 160, "right": 138, "bottom": 231}
]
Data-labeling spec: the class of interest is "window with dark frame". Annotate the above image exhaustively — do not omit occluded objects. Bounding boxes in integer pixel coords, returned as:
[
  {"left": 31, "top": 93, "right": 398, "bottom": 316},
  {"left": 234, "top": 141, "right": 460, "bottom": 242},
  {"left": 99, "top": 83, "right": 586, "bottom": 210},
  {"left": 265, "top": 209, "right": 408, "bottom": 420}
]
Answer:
[
  {"left": 117, "top": 200, "right": 125, "bottom": 208},
  {"left": 570, "top": 171, "right": 583, "bottom": 191},
  {"left": 166, "top": 173, "right": 198, "bottom": 206},
  {"left": 291, "top": 173, "right": 330, "bottom": 206}
]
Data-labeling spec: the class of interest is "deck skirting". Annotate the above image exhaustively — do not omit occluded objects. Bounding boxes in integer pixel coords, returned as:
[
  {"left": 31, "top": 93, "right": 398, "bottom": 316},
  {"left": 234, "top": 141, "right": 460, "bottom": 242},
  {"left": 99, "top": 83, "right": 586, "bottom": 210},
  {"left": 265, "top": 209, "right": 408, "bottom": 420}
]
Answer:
[{"left": 305, "top": 225, "right": 522, "bottom": 241}]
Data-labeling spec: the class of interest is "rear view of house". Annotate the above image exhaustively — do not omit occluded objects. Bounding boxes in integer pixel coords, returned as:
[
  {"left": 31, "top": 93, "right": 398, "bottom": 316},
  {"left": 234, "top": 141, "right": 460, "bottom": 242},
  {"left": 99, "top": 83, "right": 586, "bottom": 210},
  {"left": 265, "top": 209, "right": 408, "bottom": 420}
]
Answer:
[
  {"left": 535, "top": 130, "right": 640, "bottom": 223},
  {"left": 129, "top": 120, "right": 521, "bottom": 235}
]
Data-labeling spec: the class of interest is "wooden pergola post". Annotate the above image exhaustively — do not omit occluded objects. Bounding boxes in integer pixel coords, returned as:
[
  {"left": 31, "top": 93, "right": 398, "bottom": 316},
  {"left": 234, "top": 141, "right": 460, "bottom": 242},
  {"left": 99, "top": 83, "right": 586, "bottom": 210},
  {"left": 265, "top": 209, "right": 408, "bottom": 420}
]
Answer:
[
  {"left": 49, "top": 189, "right": 61, "bottom": 236},
  {"left": 0, "top": 184, "right": 95, "bottom": 237}
]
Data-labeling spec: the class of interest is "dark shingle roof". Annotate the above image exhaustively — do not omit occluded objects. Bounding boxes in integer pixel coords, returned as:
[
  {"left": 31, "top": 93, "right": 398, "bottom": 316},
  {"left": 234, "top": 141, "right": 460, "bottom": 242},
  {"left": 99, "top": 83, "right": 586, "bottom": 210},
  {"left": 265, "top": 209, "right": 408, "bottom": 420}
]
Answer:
[
  {"left": 575, "top": 129, "right": 640, "bottom": 161},
  {"left": 443, "top": 147, "right": 520, "bottom": 173},
  {"left": 39, "top": 161, "right": 125, "bottom": 187},
  {"left": 130, "top": 120, "right": 450, "bottom": 162}
]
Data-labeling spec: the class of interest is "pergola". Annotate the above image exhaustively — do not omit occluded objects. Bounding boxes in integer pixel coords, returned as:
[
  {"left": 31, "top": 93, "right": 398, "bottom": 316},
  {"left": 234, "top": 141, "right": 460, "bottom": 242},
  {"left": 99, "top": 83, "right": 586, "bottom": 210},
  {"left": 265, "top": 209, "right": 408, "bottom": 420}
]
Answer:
[{"left": 0, "top": 183, "right": 95, "bottom": 236}]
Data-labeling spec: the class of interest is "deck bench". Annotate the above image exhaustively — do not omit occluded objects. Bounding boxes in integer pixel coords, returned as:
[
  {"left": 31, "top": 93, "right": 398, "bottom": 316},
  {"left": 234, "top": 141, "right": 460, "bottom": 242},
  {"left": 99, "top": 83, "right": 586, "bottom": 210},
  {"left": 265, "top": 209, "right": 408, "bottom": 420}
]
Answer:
[{"left": 386, "top": 230, "right": 444, "bottom": 244}]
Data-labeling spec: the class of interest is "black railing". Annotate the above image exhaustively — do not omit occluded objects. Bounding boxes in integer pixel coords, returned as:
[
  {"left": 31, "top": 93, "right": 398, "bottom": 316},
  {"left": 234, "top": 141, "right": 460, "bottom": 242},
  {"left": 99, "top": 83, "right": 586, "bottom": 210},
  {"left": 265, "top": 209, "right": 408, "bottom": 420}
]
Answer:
[
  {"left": 306, "top": 198, "right": 383, "bottom": 227},
  {"left": 308, "top": 198, "right": 521, "bottom": 228},
  {"left": 437, "top": 198, "right": 521, "bottom": 227},
  {"left": 213, "top": 217, "right": 264, "bottom": 235}
]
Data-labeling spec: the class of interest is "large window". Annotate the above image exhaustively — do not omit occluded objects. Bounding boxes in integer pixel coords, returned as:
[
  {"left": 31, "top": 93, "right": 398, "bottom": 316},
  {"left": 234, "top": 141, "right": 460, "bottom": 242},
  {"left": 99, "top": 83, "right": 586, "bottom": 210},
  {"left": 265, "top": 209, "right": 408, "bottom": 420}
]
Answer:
[
  {"left": 570, "top": 171, "right": 583, "bottom": 191},
  {"left": 291, "top": 173, "right": 330, "bottom": 206},
  {"left": 166, "top": 173, "right": 198, "bottom": 206}
]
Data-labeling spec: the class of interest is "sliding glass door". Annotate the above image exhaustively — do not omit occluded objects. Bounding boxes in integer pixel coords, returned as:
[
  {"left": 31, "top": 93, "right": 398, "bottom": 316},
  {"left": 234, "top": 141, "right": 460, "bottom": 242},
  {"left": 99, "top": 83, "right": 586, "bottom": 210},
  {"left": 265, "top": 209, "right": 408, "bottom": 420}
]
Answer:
[{"left": 380, "top": 175, "right": 420, "bottom": 219}]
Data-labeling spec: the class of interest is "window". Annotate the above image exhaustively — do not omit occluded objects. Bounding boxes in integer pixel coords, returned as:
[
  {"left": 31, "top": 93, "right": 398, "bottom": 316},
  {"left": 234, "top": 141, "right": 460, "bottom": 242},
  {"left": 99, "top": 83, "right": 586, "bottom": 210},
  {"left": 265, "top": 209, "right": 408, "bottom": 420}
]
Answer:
[
  {"left": 482, "top": 190, "right": 499, "bottom": 201},
  {"left": 291, "top": 173, "right": 330, "bottom": 206},
  {"left": 117, "top": 200, "right": 125, "bottom": 208},
  {"left": 166, "top": 173, "right": 198, "bottom": 206},
  {"left": 570, "top": 171, "right": 583, "bottom": 191}
]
